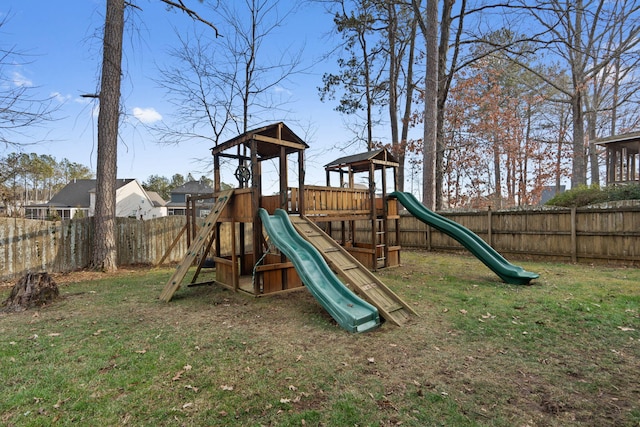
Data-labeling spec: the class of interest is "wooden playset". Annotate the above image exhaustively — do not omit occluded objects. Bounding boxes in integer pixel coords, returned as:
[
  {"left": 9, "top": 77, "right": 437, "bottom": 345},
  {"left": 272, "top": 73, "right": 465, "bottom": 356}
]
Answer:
[{"left": 160, "top": 122, "right": 415, "bottom": 327}]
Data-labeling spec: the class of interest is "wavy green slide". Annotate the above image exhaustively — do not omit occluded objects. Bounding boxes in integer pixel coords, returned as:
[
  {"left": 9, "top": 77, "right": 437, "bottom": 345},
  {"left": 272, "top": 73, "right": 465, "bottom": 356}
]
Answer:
[
  {"left": 390, "top": 192, "right": 539, "bottom": 285},
  {"left": 258, "top": 208, "right": 380, "bottom": 333}
]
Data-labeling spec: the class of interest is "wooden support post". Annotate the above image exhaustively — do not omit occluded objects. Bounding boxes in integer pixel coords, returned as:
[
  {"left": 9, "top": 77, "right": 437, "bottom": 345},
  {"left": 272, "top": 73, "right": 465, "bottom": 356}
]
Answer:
[
  {"left": 280, "top": 146, "right": 288, "bottom": 210},
  {"left": 487, "top": 206, "right": 493, "bottom": 247},
  {"left": 214, "top": 154, "right": 221, "bottom": 192},
  {"left": 299, "top": 149, "right": 305, "bottom": 215},
  {"left": 190, "top": 196, "right": 197, "bottom": 244},
  {"left": 231, "top": 219, "right": 238, "bottom": 291},
  {"left": 381, "top": 165, "right": 389, "bottom": 267},
  {"left": 251, "top": 137, "right": 262, "bottom": 273},
  {"left": 186, "top": 199, "right": 192, "bottom": 248},
  {"left": 571, "top": 207, "right": 577, "bottom": 263},
  {"left": 369, "top": 162, "right": 376, "bottom": 269}
]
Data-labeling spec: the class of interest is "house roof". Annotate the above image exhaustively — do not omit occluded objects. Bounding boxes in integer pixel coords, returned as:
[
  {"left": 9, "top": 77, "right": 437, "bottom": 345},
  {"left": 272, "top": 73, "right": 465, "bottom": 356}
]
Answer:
[
  {"left": 595, "top": 132, "right": 640, "bottom": 155},
  {"left": 595, "top": 131, "right": 640, "bottom": 145},
  {"left": 43, "top": 179, "right": 134, "bottom": 208},
  {"left": 170, "top": 180, "right": 214, "bottom": 195},
  {"left": 146, "top": 191, "right": 167, "bottom": 207}
]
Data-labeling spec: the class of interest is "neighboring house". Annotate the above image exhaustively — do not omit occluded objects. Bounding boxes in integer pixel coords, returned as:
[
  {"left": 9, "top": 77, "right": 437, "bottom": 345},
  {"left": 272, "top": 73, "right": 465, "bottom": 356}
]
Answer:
[
  {"left": 538, "top": 185, "right": 566, "bottom": 205},
  {"left": 25, "top": 179, "right": 167, "bottom": 220},
  {"left": 166, "top": 180, "right": 215, "bottom": 217},
  {"left": 595, "top": 132, "right": 640, "bottom": 185}
]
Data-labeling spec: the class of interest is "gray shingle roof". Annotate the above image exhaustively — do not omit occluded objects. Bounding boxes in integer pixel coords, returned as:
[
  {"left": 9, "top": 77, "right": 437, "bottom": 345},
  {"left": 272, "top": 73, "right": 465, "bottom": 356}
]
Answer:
[
  {"left": 46, "top": 179, "right": 134, "bottom": 207},
  {"left": 170, "top": 180, "right": 214, "bottom": 194},
  {"left": 146, "top": 191, "right": 167, "bottom": 207}
]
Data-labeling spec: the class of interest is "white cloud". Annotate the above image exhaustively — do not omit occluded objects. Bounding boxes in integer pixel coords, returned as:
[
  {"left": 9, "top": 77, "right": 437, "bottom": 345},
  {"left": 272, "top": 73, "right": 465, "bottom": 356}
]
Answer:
[
  {"left": 274, "top": 85, "right": 292, "bottom": 96},
  {"left": 132, "top": 107, "right": 162, "bottom": 124},
  {"left": 50, "top": 91, "right": 71, "bottom": 103},
  {"left": 12, "top": 71, "right": 33, "bottom": 87}
]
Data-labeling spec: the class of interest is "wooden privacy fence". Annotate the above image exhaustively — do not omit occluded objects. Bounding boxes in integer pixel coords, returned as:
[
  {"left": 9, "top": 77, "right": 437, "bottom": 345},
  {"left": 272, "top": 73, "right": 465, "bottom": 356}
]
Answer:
[
  {"left": 2, "top": 205, "right": 638, "bottom": 281},
  {"left": 0, "top": 216, "right": 188, "bottom": 281},
  {"left": 343, "top": 205, "right": 640, "bottom": 266}
]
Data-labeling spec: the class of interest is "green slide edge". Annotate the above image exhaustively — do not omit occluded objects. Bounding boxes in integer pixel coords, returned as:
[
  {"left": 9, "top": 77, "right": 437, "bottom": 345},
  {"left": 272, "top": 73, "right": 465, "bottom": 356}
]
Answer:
[
  {"left": 258, "top": 208, "right": 380, "bottom": 332},
  {"left": 390, "top": 192, "right": 539, "bottom": 285}
]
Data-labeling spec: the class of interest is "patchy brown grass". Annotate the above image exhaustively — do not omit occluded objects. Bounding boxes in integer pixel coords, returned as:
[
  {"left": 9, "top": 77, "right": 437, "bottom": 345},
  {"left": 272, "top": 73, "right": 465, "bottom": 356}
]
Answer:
[{"left": 1, "top": 251, "right": 639, "bottom": 426}]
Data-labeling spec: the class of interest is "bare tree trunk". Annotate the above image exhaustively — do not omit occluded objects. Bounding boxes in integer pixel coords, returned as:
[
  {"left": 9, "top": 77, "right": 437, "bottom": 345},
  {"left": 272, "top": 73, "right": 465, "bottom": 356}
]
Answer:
[
  {"left": 398, "top": 17, "right": 417, "bottom": 193},
  {"left": 421, "top": 0, "right": 438, "bottom": 209},
  {"left": 571, "top": 91, "right": 587, "bottom": 187},
  {"left": 570, "top": 0, "right": 587, "bottom": 188},
  {"left": 435, "top": 0, "right": 462, "bottom": 210},
  {"left": 362, "top": 32, "right": 374, "bottom": 150},
  {"left": 387, "top": 2, "right": 400, "bottom": 180},
  {"left": 587, "top": 109, "right": 600, "bottom": 185},
  {"left": 492, "top": 134, "right": 502, "bottom": 208},
  {"left": 91, "top": 0, "right": 124, "bottom": 272}
]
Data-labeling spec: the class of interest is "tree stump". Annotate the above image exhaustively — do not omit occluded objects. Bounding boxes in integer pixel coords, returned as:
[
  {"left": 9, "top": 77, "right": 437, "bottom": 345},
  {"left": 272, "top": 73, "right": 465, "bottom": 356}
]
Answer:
[{"left": 2, "top": 272, "right": 59, "bottom": 313}]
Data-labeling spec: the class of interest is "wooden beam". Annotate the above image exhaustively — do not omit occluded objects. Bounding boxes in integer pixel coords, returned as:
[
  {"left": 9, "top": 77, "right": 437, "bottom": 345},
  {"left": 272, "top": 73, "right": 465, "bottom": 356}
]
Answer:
[
  {"left": 253, "top": 134, "right": 308, "bottom": 150},
  {"left": 217, "top": 152, "right": 252, "bottom": 162},
  {"left": 371, "top": 159, "right": 400, "bottom": 168}
]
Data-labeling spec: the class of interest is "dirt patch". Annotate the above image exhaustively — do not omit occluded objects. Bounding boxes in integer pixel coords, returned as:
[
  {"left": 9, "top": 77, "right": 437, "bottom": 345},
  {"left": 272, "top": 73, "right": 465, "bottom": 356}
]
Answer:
[{"left": 0, "top": 265, "right": 162, "bottom": 289}]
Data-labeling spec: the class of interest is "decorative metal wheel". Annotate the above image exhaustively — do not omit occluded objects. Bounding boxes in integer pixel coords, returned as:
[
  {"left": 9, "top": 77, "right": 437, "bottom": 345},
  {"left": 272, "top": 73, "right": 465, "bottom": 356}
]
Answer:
[{"left": 234, "top": 165, "right": 251, "bottom": 184}]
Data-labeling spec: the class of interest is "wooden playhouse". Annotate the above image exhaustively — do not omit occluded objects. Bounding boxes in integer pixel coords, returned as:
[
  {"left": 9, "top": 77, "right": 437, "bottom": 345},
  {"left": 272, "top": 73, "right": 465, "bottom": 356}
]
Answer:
[{"left": 160, "top": 122, "right": 414, "bottom": 326}]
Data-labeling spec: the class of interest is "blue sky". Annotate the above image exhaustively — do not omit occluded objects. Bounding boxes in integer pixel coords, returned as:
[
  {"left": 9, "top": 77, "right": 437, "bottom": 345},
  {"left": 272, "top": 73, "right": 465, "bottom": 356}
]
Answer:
[{"left": 1, "top": 0, "right": 356, "bottom": 188}]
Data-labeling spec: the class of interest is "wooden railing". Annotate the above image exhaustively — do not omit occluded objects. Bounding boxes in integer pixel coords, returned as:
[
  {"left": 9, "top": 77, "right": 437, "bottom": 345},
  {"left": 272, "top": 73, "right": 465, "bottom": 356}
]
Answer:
[{"left": 299, "top": 185, "right": 371, "bottom": 216}]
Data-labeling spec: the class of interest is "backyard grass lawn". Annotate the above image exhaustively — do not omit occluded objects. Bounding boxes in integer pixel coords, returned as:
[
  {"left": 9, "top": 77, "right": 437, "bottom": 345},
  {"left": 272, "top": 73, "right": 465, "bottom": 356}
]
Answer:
[{"left": 1, "top": 251, "right": 639, "bottom": 427}]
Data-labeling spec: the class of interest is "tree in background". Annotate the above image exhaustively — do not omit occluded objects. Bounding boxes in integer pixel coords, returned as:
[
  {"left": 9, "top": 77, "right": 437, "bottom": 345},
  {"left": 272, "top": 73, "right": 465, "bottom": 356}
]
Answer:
[
  {"left": 0, "top": 152, "right": 93, "bottom": 216},
  {"left": 516, "top": 0, "right": 640, "bottom": 187},
  {"left": 154, "top": 0, "right": 306, "bottom": 188},
  {"left": 411, "top": 0, "right": 438, "bottom": 209},
  {"left": 320, "top": 0, "right": 419, "bottom": 192},
  {"left": 170, "top": 173, "right": 185, "bottom": 188},
  {"left": 91, "top": 0, "right": 125, "bottom": 272},
  {"left": 319, "top": 0, "right": 387, "bottom": 150},
  {"left": 143, "top": 175, "right": 171, "bottom": 200},
  {"left": 142, "top": 173, "right": 221, "bottom": 201},
  {"left": 91, "top": 0, "right": 220, "bottom": 272}
]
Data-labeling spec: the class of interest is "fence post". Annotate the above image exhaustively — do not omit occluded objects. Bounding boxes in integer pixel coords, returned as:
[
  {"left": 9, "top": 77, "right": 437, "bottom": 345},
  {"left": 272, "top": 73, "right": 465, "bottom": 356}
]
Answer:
[
  {"left": 487, "top": 206, "right": 493, "bottom": 246},
  {"left": 571, "top": 207, "right": 577, "bottom": 262}
]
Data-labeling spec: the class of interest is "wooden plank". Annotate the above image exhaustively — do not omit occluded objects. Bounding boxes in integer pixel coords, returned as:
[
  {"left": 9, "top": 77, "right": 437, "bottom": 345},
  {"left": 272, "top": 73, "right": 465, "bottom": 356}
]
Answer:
[
  {"left": 154, "top": 224, "right": 186, "bottom": 266},
  {"left": 159, "top": 189, "right": 234, "bottom": 302},
  {"left": 290, "top": 215, "right": 417, "bottom": 326}
]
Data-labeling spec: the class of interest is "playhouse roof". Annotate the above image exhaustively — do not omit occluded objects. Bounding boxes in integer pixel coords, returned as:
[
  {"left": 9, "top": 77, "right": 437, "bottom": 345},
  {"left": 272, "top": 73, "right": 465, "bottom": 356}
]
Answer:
[
  {"left": 325, "top": 148, "right": 398, "bottom": 173},
  {"left": 212, "top": 122, "right": 309, "bottom": 161}
]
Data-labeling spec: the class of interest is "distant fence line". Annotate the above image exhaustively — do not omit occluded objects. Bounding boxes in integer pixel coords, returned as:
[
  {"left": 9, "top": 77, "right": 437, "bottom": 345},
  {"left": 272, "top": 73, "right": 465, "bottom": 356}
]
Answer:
[
  {"left": 343, "top": 205, "right": 639, "bottom": 266},
  {"left": 1, "top": 205, "right": 638, "bottom": 281},
  {"left": 0, "top": 216, "right": 188, "bottom": 281},
  {"left": 394, "top": 206, "right": 639, "bottom": 265}
]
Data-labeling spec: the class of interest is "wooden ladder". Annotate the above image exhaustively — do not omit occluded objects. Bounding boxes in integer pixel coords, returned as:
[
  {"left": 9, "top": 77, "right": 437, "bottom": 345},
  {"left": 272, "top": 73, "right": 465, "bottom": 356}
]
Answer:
[
  {"left": 159, "top": 189, "right": 234, "bottom": 302},
  {"left": 289, "top": 215, "right": 417, "bottom": 326},
  {"left": 375, "top": 218, "right": 386, "bottom": 268}
]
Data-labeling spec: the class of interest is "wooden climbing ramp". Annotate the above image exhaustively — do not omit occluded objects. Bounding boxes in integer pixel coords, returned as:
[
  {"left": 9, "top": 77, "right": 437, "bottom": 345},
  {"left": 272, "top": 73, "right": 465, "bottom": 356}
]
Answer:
[
  {"left": 159, "top": 189, "right": 234, "bottom": 302},
  {"left": 289, "top": 215, "right": 417, "bottom": 326}
]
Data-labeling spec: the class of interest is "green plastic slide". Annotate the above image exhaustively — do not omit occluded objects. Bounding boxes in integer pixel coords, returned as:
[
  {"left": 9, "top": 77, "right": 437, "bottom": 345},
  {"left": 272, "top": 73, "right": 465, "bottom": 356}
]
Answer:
[
  {"left": 258, "top": 208, "right": 380, "bottom": 333},
  {"left": 390, "top": 192, "right": 539, "bottom": 285}
]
